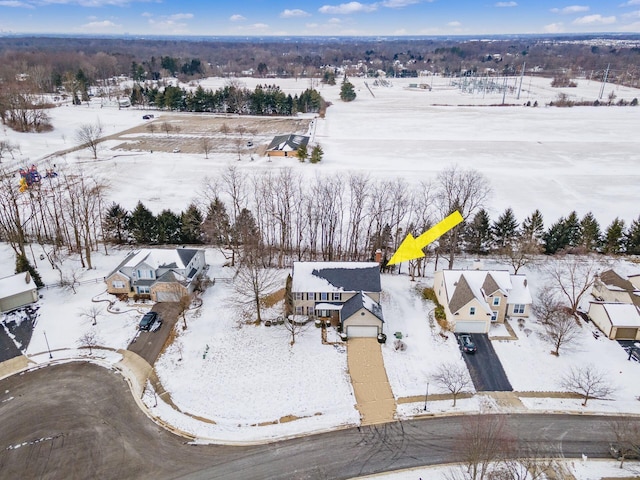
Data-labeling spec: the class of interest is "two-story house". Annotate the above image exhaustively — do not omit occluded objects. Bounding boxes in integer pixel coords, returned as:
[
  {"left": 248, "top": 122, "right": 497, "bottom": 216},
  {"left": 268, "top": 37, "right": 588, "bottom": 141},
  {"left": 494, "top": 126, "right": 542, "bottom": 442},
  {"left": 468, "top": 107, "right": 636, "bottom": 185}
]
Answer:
[
  {"left": 291, "top": 262, "right": 384, "bottom": 338},
  {"left": 434, "top": 269, "right": 532, "bottom": 333},
  {"left": 105, "top": 248, "right": 206, "bottom": 302}
]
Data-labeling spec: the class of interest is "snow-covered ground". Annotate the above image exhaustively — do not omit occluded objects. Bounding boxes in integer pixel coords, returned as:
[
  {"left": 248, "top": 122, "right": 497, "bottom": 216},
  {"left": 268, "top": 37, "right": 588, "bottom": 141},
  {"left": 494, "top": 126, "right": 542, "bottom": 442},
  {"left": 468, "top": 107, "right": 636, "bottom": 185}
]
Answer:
[{"left": 2, "top": 74, "right": 640, "bottom": 478}]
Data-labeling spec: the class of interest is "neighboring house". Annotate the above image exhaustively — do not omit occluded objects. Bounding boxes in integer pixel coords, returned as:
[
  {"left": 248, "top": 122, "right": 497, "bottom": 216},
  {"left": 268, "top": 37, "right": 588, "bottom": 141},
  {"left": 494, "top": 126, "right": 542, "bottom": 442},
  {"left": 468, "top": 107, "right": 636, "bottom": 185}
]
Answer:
[
  {"left": 592, "top": 270, "right": 640, "bottom": 307},
  {"left": 105, "top": 248, "right": 206, "bottom": 302},
  {"left": 291, "top": 262, "right": 384, "bottom": 338},
  {"left": 587, "top": 302, "right": 640, "bottom": 340},
  {"left": 0, "top": 272, "right": 38, "bottom": 312},
  {"left": 266, "top": 134, "right": 309, "bottom": 157},
  {"left": 434, "top": 269, "right": 532, "bottom": 334}
]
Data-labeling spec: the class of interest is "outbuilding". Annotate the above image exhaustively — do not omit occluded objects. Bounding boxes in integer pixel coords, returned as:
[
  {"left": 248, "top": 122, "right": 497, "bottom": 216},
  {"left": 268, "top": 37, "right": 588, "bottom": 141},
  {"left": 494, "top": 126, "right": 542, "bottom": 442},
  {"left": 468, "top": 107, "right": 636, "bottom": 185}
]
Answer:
[
  {"left": 587, "top": 302, "right": 640, "bottom": 340},
  {"left": 0, "top": 272, "right": 39, "bottom": 312}
]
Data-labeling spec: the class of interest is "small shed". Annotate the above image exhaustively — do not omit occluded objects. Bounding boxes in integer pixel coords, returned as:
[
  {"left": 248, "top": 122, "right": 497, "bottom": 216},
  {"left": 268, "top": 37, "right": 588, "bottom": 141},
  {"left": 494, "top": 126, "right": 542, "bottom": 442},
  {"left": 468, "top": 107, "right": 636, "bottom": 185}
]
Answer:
[
  {"left": 0, "top": 272, "right": 38, "bottom": 312},
  {"left": 587, "top": 302, "right": 640, "bottom": 340}
]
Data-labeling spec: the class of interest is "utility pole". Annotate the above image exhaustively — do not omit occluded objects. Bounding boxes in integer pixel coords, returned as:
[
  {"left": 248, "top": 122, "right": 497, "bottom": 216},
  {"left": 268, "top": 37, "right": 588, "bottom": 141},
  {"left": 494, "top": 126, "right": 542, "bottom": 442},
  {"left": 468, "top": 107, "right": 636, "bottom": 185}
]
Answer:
[
  {"left": 599, "top": 63, "right": 610, "bottom": 100},
  {"left": 517, "top": 62, "right": 525, "bottom": 100}
]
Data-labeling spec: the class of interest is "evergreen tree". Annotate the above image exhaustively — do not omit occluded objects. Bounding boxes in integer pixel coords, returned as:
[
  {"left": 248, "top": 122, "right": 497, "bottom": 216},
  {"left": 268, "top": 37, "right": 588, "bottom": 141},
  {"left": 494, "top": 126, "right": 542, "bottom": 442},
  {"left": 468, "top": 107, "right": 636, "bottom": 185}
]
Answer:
[
  {"left": 232, "top": 208, "right": 259, "bottom": 247},
  {"left": 180, "top": 203, "right": 203, "bottom": 243},
  {"left": 128, "top": 201, "right": 157, "bottom": 244},
  {"left": 543, "top": 216, "right": 569, "bottom": 254},
  {"left": 15, "top": 254, "right": 44, "bottom": 288},
  {"left": 564, "top": 211, "right": 582, "bottom": 248},
  {"left": 296, "top": 144, "right": 309, "bottom": 163},
  {"left": 491, "top": 207, "right": 519, "bottom": 249},
  {"left": 103, "top": 202, "right": 129, "bottom": 244},
  {"left": 625, "top": 216, "right": 640, "bottom": 255},
  {"left": 603, "top": 218, "right": 626, "bottom": 254},
  {"left": 156, "top": 209, "right": 182, "bottom": 244},
  {"left": 463, "top": 209, "right": 492, "bottom": 255},
  {"left": 310, "top": 144, "right": 324, "bottom": 164},
  {"left": 521, "top": 209, "right": 544, "bottom": 242},
  {"left": 580, "top": 212, "right": 602, "bottom": 252},
  {"left": 340, "top": 76, "right": 356, "bottom": 102},
  {"left": 203, "top": 197, "right": 230, "bottom": 245}
]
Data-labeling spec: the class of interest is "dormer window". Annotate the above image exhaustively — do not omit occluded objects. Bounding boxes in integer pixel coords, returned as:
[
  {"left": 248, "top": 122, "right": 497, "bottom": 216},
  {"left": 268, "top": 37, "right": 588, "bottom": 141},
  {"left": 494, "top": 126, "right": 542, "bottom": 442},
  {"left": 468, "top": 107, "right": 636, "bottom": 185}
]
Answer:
[
  {"left": 470, "top": 307, "right": 476, "bottom": 315},
  {"left": 492, "top": 297, "right": 500, "bottom": 306}
]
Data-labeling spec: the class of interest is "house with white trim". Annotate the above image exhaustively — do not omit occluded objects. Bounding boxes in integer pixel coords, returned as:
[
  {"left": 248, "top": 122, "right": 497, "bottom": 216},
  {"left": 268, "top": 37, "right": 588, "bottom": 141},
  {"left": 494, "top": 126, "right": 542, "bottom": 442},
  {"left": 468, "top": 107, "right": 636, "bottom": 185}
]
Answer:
[
  {"left": 434, "top": 269, "right": 532, "bottom": 333},
  {"left": 291, "top": 262, "right": 383, "bottom": 338}
]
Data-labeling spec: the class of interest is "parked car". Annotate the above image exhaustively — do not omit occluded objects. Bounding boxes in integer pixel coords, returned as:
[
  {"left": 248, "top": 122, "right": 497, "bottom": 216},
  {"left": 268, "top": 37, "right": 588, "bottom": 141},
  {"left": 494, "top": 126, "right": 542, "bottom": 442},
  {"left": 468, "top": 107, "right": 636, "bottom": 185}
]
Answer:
[
  {"left": 246, "top": 140, "right": 254, "bottom": 147},
  {"left": 139, "top": 311, "right": 160, "bottom": 331},
  {"left": 142, "top": 114, "right": 154, "bottom": 120},
  {"left": 458, "top": 334, "right": 477, "bottom": 354},
  {"left": 172, "top": 148, "right": 181, "bottom": 153}
]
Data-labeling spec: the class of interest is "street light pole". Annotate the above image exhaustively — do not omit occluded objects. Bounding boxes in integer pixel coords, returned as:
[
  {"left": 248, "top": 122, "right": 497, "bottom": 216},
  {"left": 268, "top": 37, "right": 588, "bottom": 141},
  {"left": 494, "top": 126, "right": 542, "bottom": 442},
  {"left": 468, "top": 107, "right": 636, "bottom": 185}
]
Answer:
[
  {"left": 43, "top": 330, "right": 52, "bottom": 359},
  {"left": 423, "top": 382, "right": 429, "bottom": 411}
]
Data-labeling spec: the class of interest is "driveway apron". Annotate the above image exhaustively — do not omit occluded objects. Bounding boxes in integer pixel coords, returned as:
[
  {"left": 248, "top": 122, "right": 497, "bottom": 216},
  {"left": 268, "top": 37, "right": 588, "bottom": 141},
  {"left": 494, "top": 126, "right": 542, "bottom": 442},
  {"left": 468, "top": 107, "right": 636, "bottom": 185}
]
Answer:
[{"left": 347, "top": 338, "right": 396, "bottom": 425}]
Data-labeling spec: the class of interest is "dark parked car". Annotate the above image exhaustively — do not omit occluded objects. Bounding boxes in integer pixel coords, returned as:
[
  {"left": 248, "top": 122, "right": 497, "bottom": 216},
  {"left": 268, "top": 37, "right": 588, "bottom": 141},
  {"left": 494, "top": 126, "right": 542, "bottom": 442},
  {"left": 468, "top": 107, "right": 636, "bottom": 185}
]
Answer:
[
  {"left": 458, "top": 334, "right": 477, "bottom": 354},
  {"left": 139, "top": 311, "right": 160, "bottom": 331}
]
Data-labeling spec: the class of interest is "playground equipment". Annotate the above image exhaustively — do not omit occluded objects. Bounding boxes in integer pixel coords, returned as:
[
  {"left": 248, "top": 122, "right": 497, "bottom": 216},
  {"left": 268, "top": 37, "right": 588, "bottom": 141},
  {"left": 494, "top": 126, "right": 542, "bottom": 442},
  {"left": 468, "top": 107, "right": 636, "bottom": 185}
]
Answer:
[{"left": 19, "top": 165, "right": 41, "bottom": 192}]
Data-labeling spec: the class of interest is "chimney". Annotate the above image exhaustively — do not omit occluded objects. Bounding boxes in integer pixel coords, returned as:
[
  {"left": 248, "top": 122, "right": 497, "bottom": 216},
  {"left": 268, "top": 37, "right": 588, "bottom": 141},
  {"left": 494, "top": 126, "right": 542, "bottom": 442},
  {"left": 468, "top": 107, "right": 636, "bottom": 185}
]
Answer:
[
  {"left": 25, "top": 271, "right": 31, "bottom": 284},
  {"left": 375, "top": 249, "right": 382, "bottom": 264}
]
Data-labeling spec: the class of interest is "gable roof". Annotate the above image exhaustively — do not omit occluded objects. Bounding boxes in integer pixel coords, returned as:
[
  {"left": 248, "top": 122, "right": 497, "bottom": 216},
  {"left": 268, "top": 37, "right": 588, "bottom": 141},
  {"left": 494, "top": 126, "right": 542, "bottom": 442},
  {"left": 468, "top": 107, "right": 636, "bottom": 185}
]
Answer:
[
  {"left": 593, "top": 302, "right": 640, "bottom": 328},
  {"left": 0, "top": 272, "right": 37, "bottom": 298},
  {"left": 292, "top": 262, "right": 381, "bottom": 293},
  {"left": 108, "top": 248, "right": 201, "bottom": 278},
  {"left": 267, "top": 134, "right": 310, "bottom": 152},
  {"left": 599, "top": 269, "right": 635, "bottom": 292},
  {"left": 341, "top": 291, "right": 384, "bottom": 322}
]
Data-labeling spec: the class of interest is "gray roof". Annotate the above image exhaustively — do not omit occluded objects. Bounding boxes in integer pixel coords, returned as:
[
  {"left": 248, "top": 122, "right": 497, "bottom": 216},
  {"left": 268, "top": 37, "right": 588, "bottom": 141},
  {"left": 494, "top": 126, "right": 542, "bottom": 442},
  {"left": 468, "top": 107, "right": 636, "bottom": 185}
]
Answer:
[
  {"left": 481, "top": 273, "right": 501, "bottom": 297},
  {"left": 267, "top": 134, "right": 310, "bottom": 151},
  {"left": 448, "top": 275, "right": 475, "bottom": 315},
  {"left": 599, "top": 269, "right": 635, "bottom": 292},
  {"left": 312, "top": 266, "right": 381, "bottom": 293},
  {"left": 341, "top": 291, "right": 384, "bottom": 323},
  {"left": 177, "top": 248, "right": 198, "bottom": 267}
]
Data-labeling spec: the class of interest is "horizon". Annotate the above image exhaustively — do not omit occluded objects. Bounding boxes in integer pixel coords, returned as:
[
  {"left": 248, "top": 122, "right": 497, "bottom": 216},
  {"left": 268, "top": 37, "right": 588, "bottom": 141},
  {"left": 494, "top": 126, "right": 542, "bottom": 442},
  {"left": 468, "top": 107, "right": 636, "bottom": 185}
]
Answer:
[{"left": 1, "top": 1, "right": 639, "bottom": 37}]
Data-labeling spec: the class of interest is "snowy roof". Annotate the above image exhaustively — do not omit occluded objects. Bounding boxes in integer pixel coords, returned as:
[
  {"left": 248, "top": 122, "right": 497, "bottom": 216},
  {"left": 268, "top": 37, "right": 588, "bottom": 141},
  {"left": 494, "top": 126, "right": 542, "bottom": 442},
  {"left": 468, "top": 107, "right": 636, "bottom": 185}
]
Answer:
[
  {"left": 441, "top": 269, "right": 530, "bottom": 314},
  {"left": 0, "top": 272, "right": 37, "bottom": 298},
  {"left": 110, "top": 248, "right": 201, "bottom": 277},
  {"left": 292, "top": 262, "right": 381, "bottom": 293},
  {"left": 341, "top": 291, "right": 384, "bottom": 322},
  {"left": 267, "top": 134, "right": 310, "bottom": 152},
  {"left": 598, "top": 270, "right": 635, "bottom": 292},
  {"left": 315, "top": 303, "right": 343, "bottom": 310},
  {"left": 595, "top": 303, "right": 640, "bottom": 328}
]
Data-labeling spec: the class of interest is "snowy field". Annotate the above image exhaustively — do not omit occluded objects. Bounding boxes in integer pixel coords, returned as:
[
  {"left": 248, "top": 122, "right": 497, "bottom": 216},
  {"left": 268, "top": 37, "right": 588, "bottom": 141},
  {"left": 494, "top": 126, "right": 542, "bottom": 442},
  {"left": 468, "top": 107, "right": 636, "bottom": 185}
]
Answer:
[{"left": 2, "top": 73, "right": 640, "bottom": 477}]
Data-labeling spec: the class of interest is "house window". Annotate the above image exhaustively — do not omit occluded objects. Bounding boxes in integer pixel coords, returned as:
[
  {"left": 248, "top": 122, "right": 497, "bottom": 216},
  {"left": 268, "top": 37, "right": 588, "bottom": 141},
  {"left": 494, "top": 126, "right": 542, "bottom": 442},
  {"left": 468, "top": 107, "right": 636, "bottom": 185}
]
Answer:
[
  {"left": 307, "top": 293, "right": 315, "bottom": 301},
  {"left": 470, "top": 307, "right": 476, "bottom": 315},
  {"left": 137, "top": 269, "right": 154, "bottom": 279},
  {"left": 513, "top": 304, "right": 525, "bottom": 314},
  {"left": 491, "top": 311, "right": 498, "bottom": 322},
  {"left": 295, "top": 306, "right": 303, "bottom": 315},
  {"left": 332, "top": 292, "right": 341, "bottom": 301},
  {"left": 492, "top": 297, "right": 500, "bottom": 306},
  {"left": 294, "top": 292, "right": 303, "bottom": 301},
  {"left": 112, "top": 280, "right": 125, "bottom": 289},
  {"left": 306, "top": 306, "right": 314, "bottom": 315},
  {"left": 318, "top": 309, "right": 329, "bottom": 317},
  {"left": 137, "top": 286, "right": 150, "bottom": 294},
  {"left": 320, "top": 292, "right": 329, "bottom": 301}
]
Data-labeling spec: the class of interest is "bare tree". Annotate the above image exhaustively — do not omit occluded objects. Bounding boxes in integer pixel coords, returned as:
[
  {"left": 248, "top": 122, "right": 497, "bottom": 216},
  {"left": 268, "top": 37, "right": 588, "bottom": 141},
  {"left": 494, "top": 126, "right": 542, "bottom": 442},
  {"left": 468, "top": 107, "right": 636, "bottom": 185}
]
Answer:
[
  {"left": 146, "top": 122, "right": 156, "bottom": 136},
  {"left": 75, "top": 121, "right": 103, "bottom": 159},
  {"left": 161, "top": 121, "right": 173, "bottom": 136},
  {"left": 219, "top": 122, "right": 230, "bottom": 136},
  {"left": 609, "top": 419, "right": 640, "bottom": 468},
  {"left": 282, "top": 316, "right": 308, "bottom": 346},
  {"left": 0, "top": 140, "right": 19, "bottom": 163},
  {"left": 545, "top": 255, "right": 600, "bottom": 315},
  {"left": 498, "top": 236, "right": 542, "bottom": 274},
  {"left": 201, "top": 136, "right": 212, "bottom": 159},
  {"left": 538, "top": 305, "right": 582, "bottom": 356},
  {"left": 435, "top": 166, "right": 491, "bottom": 269},
  {"left": 178, "top": 294, "right": 192, "bottom": 329},
  {"left": 77, "top": 330, "right": 103, "bottom": 355},
  {"left": 79, "top": 305, "right": 104, "bottom": 326},
  {"left": 431, "top": 362, "right": 473, "bottom": 407},
  {"left": 560, "top": 364, "right": 615, "bottom": 406},
  {"left": 232, "top": 259, "right": 282, "bottom": 324}
]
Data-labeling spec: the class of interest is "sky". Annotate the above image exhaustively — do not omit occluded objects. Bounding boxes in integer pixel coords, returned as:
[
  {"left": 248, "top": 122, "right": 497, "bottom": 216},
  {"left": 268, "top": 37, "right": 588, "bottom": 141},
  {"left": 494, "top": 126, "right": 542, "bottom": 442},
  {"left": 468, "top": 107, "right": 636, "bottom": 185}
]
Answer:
[{"left": 0, "top": 0, "right": 639, "bottom": 37}]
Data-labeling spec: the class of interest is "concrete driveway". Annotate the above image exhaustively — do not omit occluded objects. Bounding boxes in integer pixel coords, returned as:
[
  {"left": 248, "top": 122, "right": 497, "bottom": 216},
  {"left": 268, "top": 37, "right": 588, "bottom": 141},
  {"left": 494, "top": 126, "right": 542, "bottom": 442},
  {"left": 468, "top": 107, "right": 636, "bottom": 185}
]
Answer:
[
  {"left": 347, "top": 338, "right": 396, "bottom": 425},
  {"left": 460, "top": 333, "right": 513, "bottom": 392},
  {"left": 127, "top": 302, "right": 181, "bottom": 365}
]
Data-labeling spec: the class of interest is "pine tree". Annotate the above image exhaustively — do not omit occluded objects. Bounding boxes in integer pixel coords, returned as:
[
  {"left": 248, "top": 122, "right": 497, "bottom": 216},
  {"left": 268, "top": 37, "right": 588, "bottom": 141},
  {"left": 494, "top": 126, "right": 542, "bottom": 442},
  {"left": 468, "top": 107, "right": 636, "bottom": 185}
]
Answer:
[
  {"left": 310, "top": 144, "right": 324, "bottom": 163},
  {"left": 15, "top": 254, "right": 44, "bottom": 287},
  {"left": 128, "top": 201, "right": 157, "bottom": 244},
  {"left": 103, "top": 202, "right": 129, "bottom": 244},
  {"left": 603, "top": 218, "right": 626, "bottom": 254},
  {"left": 564, "top": 211, "right": 582, "bottom": 248},
  {"left": 156, "top": 209, "right": 182, "bottom": 244},
  {"left": 180, "top": 203, "right": 203, "bottom": 243},
  {"left": 580, "top": 212, "right": 601, "bottom": 252},
  {"left": 543, "top": 216, "right": 570, "bottom": 254},
  {"left": 492, "top": 208, "right": 519, "bottom": 249},
  {"left": 296, "top": 144, "right": 308, "bottom": 163},
  {"left": 625, "top": 216, "right": 640, "bottom": 255},
  {"left": 463, "top": 209, "right": 492, "bottom": 255},
  {"left": 340, "top": 76, "right": 356, "bottom": 102},
  {"left": 521, "top": 209, "right": 544, "bottom": 242},
  {"left": 203, "top": 197, "right": 230, "bottom": 245}
]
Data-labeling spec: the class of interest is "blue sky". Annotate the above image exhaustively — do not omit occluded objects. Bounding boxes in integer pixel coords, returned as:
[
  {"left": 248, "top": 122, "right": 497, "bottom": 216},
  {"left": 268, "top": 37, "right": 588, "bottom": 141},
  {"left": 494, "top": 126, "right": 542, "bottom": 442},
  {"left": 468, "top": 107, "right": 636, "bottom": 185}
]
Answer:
[{"left": 1, "top": 0, "right": 639, "bottom": 36}]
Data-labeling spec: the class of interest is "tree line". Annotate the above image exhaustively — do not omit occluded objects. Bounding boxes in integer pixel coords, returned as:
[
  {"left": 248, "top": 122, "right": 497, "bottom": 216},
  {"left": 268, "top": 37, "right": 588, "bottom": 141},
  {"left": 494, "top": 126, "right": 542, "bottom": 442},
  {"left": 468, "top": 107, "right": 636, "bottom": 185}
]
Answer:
[{"left": 130, "top": 82, "right": 326, "bottom": 115}]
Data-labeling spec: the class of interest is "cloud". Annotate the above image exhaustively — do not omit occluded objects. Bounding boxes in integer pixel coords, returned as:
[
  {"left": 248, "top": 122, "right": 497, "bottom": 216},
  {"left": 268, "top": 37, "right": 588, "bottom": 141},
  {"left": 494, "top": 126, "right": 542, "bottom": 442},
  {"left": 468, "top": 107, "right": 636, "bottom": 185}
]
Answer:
[
  {"left": 550, "top": 5, "right": 590, "bottom": 14},
  {"left": 81, "top": 20, "right": 118, "bottom": 29},
  {"left": 380, "top": 0, "right": 422, "bottom": 7},
  {"left": 280, "top": 9, "right": 310, "bottom": 18},
  {"left": 230, "top": 14, "right": 246, "bottom": 22},
  {"left": 447, "top": 21, "right": 461, "bottom": 27},
  {"left": 495, "top": 1, "right": 517, "bottom": 7},
  {"left": 620, "top": 0, "right": 640, "bottom": 5},
  {"left": 623, "top": 9, "right": 640, "bottom": 17},
  {"left": 573, "top": 14, "right": 616, "bottom": 24},
  {"left": 319, "top": 2, "right": 378, "bottom": 14},
  {"left": 167, "top": 13, "right": 193, "bottom": 21},
  {"left": 0, "top": 0, "right": 34, "bottom": 7},
  {"left": 544, "top": 22, "right": 564, "bottom": 32}
]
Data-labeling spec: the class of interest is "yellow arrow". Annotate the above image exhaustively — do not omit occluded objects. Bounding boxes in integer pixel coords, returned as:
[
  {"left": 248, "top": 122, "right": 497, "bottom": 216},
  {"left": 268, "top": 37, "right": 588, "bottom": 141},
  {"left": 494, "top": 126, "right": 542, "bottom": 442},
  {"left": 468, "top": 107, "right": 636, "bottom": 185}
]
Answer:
[{"left": 387, "top": 210, "right": 464, "bottom": 265}]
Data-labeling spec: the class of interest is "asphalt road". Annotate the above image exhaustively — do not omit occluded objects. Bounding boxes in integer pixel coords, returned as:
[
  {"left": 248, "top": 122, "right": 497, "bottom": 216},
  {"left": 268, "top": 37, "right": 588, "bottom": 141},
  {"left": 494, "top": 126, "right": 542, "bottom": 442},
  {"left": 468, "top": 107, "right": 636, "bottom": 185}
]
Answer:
[
  {"left": 0, "top": 362, "right": 635, "bottom": 480},
  {"left": 127, "top": 302, "right": 182, "bottom": 365},
  {"left": 460, "top": 333, "right": 513, "bottom": 392}
]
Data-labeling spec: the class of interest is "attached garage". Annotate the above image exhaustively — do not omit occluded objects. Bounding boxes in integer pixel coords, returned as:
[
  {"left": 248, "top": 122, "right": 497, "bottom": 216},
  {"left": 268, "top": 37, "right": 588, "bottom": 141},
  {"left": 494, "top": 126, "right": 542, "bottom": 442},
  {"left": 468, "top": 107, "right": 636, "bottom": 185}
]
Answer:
[
  {"left": 0, "top": 272, "right": 38, "bottom": 313},
  {"left": 454, "top": 320, "right": 488, "bottom": 334},
  {"left": 347, "top": 325, "right": 379, "bottom": 338},
  {"left": 614, "top": 327, "right": 639, "bottom": 340},
  {"left": 588, "top": 302, "right": 640, "bottom": 341},
  {"left": 154, "top": 290, "right": 182, "bottom": 303}
]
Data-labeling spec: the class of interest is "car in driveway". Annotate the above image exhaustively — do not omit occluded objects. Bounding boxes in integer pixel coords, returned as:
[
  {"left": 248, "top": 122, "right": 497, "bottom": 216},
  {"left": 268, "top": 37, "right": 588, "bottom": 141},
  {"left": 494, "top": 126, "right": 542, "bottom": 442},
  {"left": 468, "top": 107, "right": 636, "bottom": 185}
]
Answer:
[
  {"left": 139, "top": 311, "right": 161, "bottom": 331},
  {"left": 458, "top": 333, "right": 477, "bottom": 354}
]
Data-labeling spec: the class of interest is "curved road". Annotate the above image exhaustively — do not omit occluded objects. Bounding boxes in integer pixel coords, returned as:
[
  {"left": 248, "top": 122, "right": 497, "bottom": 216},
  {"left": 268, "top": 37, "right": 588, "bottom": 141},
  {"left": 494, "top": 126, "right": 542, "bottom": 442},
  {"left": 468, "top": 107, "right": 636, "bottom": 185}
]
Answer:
[{"left": 0, "top": 363, "right": 633, "bottom": 480}]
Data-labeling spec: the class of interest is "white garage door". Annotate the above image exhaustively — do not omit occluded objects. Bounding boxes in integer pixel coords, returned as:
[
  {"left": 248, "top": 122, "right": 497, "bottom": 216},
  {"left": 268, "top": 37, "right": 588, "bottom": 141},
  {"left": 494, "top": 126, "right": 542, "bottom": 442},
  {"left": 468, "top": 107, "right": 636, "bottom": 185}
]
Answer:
[
  {"left": 155, "top": 291, "right": 181, "bottom": 302},
  {"left": 347, "top": 325, "right": 379, "bottom": 338},
  {"left": 454, "top": 321, "right": 487, "bottom": 334}
]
